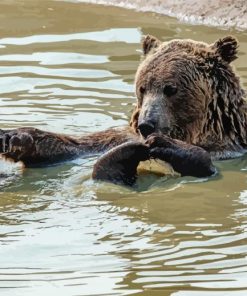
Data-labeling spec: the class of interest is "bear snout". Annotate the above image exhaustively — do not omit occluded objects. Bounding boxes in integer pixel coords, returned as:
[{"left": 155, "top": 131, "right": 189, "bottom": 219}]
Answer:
[{"left": 138, "top": 120, "right": 155, "bottom": 138}]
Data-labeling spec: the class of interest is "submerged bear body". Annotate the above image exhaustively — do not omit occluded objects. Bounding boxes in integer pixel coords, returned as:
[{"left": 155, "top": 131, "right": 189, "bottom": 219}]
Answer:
[{"left": 0, "top": 35, "right": 246, "bottom": 184}]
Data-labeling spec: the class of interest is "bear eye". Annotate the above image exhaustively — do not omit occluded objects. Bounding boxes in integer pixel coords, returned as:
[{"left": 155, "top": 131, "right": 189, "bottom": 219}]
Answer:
[
  {"left": 139, "top": 86, "right": 145, "bottom": 95},
  {"left": 163, "top": 83, "right": 177, "bottom": 97}
]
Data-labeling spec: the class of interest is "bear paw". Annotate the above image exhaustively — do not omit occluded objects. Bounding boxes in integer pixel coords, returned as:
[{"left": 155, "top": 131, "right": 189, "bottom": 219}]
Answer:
[
  {"left": 92, "top": 141, "right": 149, "bottom": 186},
  {"left": 0, "top": 130, "right": 34, "bottom": 162}
]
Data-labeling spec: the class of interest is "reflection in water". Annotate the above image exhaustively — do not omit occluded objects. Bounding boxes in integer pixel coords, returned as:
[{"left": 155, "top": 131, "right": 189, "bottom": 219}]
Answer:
[{"left": 0, "top": 1, "right": 247, "bottom": 295}]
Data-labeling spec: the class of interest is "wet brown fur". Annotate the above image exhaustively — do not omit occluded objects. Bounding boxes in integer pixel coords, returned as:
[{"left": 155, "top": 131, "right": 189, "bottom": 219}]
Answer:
[
  {"left": 131, "top": 35, "right": 247, "bottom": 159},
  {"left": 0, "top": 127, "right": 137, "bottom": 165}
]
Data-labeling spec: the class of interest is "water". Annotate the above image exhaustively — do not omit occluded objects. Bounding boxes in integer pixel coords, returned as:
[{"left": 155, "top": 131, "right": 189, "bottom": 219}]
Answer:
[{"left": 0, "top": 1, "right": 247, "bottom": 295}]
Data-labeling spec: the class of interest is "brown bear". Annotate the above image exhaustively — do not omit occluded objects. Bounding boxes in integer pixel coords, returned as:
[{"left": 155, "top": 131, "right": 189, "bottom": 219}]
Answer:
[
  {"left": 0, "top": 35, "right": 246, "bottom": 185},
  {"left": 131, "top": 35, "right": 247, "bottom": 159}
]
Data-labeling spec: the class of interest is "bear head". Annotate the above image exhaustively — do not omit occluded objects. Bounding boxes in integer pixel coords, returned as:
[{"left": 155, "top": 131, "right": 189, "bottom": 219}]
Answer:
[{"left": 130, "top": 35, "right": 247, "bottom": 150}]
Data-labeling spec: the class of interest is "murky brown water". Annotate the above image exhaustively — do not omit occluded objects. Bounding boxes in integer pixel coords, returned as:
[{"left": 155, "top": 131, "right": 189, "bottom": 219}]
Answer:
[{"left": 0, "top": 1, "right": 247, "bottom": 295}]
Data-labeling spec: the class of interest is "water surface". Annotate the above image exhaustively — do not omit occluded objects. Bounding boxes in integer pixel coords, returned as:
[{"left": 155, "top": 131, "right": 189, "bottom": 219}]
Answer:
[{"left": 0, "top": 1, "right": 247, "bottom": 295}]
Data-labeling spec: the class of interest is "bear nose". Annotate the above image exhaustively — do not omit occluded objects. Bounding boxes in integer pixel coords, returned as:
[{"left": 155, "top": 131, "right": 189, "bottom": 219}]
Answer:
[{"left": 138, "top": 121, "right": 155, "bottom": 138}]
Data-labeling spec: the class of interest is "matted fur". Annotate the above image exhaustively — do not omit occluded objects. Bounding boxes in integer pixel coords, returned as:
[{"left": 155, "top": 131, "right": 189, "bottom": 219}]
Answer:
[{"left": 130, "top": 35, "right": 247, "bottom": 159}]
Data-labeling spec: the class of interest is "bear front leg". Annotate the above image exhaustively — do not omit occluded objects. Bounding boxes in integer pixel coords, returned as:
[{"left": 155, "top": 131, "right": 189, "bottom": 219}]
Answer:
[
  {"left": 92, "top": 142, "right": 149, "bottom": 186},
  {"left": 0, "top": 128, "right": 82, "bottom": 166},
  {"left": 146, "top": 134, "right": 216, "bottom": 178}
]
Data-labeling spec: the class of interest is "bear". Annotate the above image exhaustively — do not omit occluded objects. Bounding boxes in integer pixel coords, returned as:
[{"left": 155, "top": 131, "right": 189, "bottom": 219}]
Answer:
[
  {"left": 0, "top": 35, "right": 246, "bottom": 185},
  {"left": 130, "top": 35, "right": 247, "bottom": 159}
]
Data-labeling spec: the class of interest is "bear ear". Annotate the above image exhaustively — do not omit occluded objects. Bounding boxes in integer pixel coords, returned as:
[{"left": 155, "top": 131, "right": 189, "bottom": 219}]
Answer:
[
  {"left": 211, "top": 36, "right": 239, "bottom": 63},
  {"left": 142, "top": 35, "right": 161, "bottom": 55}
]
